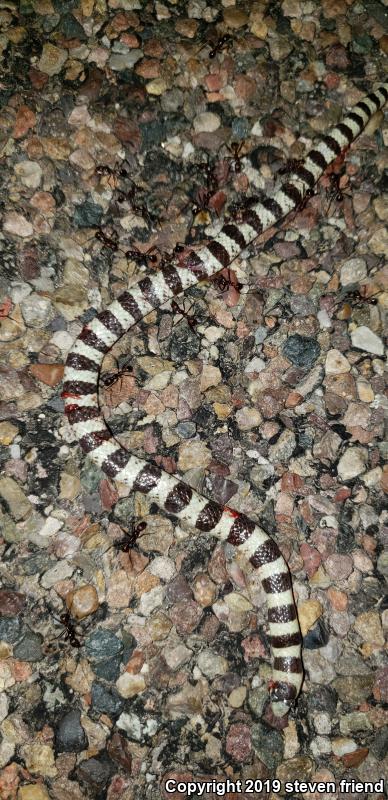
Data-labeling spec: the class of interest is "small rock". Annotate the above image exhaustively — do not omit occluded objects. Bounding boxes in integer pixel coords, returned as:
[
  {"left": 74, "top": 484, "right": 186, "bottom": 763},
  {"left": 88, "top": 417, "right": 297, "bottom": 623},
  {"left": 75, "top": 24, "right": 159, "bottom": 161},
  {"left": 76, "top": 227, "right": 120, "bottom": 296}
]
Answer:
[
  {"left": 68, "top": 585, "right": 99, "bottom": 619},
  {"left": 3, "top": 212, "right": 33, "bottom": 238},
  {"left": 193, "top": 112, "right": 221, "bottom": 133},
  {"left": 337, "top": 447, "right": 367, "bottom": 480},
  {"left": 340, "top": 258, "right": 367, "bottom": 286},
  {"left": 13, "top": 106, "right": 36, "bottom": 139},
  {"left": 18, "top": 786, "right": 50, "bottom": 800},
  {"left": 14, "top": 161, "right": 42, "bottom": 189},
  {"left": 298, "top": 599, "right": 324, "bottom": 636},
  {"left": 332, "top": 737, "right": 357, "bottom": 756},
  {"left": 251, "top": 722, "right": 283, "bottom": 769},
  {"left": 282, "top": 334, "right": 320, "bottom": 368},
  {"left": 339, "top": 712, "right": 372, "bottom": 735},
  {"left": 0, "top": 422, "right": 19, "bottom": 445},
  {"left": 29, "top": 364, "right": 64, "bottom": 387},
  {"left": 0, "top": 477, "right": 32, "bottom": 521},
  {"left": 332, "top": 674, "right": 374, "bottom": 704},
  {"left": 225, "top": 723, "right": 251, "bottom": 763},
  {"left": 20, "top": 294, "right": 55, "bottom": 328},
  {"left": 146, "top": 77, "right": 168, "bottom": 95},
  {"left": 38, "top": 43, "right": 68, "bottom": 76},
  {"left": 325, "top": 349, "right": 351, "bottom": 374},
  {"left": 350, "top": 326, "right": 384, "bottom": 356},
  {"left": 236, "top": 406, "right": 262, "bottom": 430},
  {"left": 116, "top": 673, "right": 146, "bottom": 698},
  {"left": 197, "top": 649, "right": 228, "bottom": 679},
  {"left": 55, "top": 709, "right": 88, "bottom": 753},
  {"left": 354, "top": 610, "right": 384, "bottom": 647}
]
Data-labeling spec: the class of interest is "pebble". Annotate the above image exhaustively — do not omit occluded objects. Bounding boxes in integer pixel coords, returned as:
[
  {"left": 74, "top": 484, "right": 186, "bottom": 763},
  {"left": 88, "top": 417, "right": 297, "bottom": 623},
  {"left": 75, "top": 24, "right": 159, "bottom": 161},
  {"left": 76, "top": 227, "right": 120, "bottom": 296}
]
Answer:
[
  {"left": 340, "top": 257, "right": 367, "bottom": 286},
  {"left": 350, "top": 326, "right": 384, "bottom": 356},
  {"left": 0, "top": 422, "right": 19, "bottom": 445},
  {"left": 18, "top": 787, "right": 50, "bottom": 800},
  {"left": 55, "top": 709, "right": 88, "bottom": 753},
  {"left": 337, "top": 447, "right": 368, "bottom": 480},
  {"left": 14, "top": 161, "right": 42, "bottom": 189},
  {"left": 68, "top": 585, "right": 99, "bottom": 619},
  {"left": 225, "top": 723, "right": 251, "bottom": 763},
  {"left": 269, "top": 429, "right": 296, "bottom": 462},
  {"left": 282, "top": 334, "right": 321, "bottom": 368},
  {"left": 193, "top": 112, "right": 221, "bottom": 133},
  {"left": 332, "top": 674, "right": 374, "bottom": 704},
  {"left": 20, "top": 742, "right": 57, "bottom": 777},
  {"left": 13, "top": 105, "right": 36, "bottom": 139},
  {"left": 353, "top": 610, "right": 384, "bottom": 647},
  {"left": 3, "top": 212, "right": 34, "bottom": 238},
  {"left": 298, "top": 599, "right": 324, "bottom": 637},
  {"left": 38, "top": 43, "right": 68, "bottom": 76},
  {"left": 0, "top": 477, "right": 32, "bottom": 521},
  {"left": 20, "top": 294, "right": 55, "bottom": 328},
  {"left": 325, "top": 348, "right": 351, "bottom": 374},
  {"left": 252, "top": 722, "right": 283, "bottom": 769},
  {"left": 197, "top": 650, "right": 228, "bottom": 679},
  {"left": 116, "top": 673, "right": 146, "bottom": 698}
]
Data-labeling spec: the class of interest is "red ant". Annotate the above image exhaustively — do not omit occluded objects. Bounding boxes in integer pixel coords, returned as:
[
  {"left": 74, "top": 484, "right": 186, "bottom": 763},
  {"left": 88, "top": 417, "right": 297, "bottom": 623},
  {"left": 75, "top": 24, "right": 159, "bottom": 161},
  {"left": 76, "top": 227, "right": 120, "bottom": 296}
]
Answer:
[
  {"left": 95, "top": 160, "right": 130, "bottom": 188},
  {"left": 100, "top": 356, "right": 135, "bottom": 394},
  {"left": 212, "top": 268, "right": 243, "bottom": 294},
  {"left": 48, "top": 609, "right": 82, "bottom": 649},
  {"left": 278, "top": 157, "right": 304, "bottom": 176},
  {"left": 227, "top": 194, "right": 261, "bottom": 221},
  {"left": 208, "top": 34, "right": 233, "bottom": 59},
  {"left": 171, "top": 299, "right": 198, "bottom": 332},
  {"left": 325, "top": 172, "right": 350, "bottom": 215},
  {"left": 94, "top": 227, "right": 120, "bottom": 252},
  {"left": 114, "top": 520, "right": 147, "bottom": 552},
  {"left": 124, "top": 244, "right": 160, "bottom": 267},
  {"left": 296, "top": 187, "right": 315, "bottom": 213},
  {"left": 225, "top": 141, "right": 245, "bottom": 173}
]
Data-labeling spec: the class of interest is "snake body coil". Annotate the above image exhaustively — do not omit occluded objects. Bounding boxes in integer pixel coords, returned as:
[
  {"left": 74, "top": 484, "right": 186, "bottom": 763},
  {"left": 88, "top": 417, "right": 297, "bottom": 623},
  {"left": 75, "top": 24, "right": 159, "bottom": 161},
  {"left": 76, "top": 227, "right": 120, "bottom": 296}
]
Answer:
[{"left": 62, "top": 84, "right": 388, "bottom": 718}]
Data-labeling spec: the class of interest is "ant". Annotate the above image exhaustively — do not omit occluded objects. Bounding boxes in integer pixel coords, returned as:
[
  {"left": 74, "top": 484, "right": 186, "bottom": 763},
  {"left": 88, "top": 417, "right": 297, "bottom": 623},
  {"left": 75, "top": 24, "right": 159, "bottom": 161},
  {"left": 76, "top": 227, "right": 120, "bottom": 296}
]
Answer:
[
  {"left": 325, "top": 172, "right": 350, "bottom": 215},
  {"left": 94, "top": 226, "right": 120, "bottom": 252},
  {"left": 46, "top": 609, "right": 82, "bottom": 650},
  {"left": 157, "top": 243, "right": 187, "bottom": 269},
  {"left": 124, "top": 244, "right": 160, "bottom": 268},
  {"left": 296, "top": 187, "right": 315, "bottom": 213},
  {"left": 208, "top": 33, "right": 233, "bottom": 59},
  {"left": 95, "top": 160, "right": 130, "bottom": 189},
  {"left": 101, "top": 360, "right": 134, "bottom": 390},
  {"left": 278, "top": 157, "right": 304, "bottom": 177},
  {"left": 225, "top": 141, "right": 245, "bottom": 173},
  {"left": 227, "top": 194, "right": 261, "bottom": 221},
  {"left": 171, "top": 299, "right": 198, "bottom": 332},
  {"left": 212, "top": 268, "right": 243, "bottom": 294},
  {"left": 114, "top": 520, "right": 147, "bottom": 552}
]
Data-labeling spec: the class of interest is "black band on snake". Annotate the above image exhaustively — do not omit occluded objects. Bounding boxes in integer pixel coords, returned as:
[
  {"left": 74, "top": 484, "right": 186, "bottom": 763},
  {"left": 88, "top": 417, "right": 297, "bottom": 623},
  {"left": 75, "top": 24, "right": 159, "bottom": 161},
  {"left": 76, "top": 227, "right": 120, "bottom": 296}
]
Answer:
[{"left": 62, "top": 84, "right": 388, "bottom": 718}]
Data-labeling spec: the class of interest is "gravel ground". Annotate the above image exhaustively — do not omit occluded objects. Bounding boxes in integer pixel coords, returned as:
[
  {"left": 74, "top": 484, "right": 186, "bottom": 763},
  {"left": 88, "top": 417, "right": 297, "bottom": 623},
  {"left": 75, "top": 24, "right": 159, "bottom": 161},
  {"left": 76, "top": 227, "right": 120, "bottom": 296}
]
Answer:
[{"left": 0, "top": 1, "right": 387, "bottom": 799}]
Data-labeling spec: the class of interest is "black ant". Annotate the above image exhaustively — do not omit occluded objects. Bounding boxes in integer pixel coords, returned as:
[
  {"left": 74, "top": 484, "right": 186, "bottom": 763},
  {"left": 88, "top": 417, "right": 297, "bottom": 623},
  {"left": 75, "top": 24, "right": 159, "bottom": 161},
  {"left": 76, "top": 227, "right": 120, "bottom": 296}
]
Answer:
[
  {"left": 157, "top": 243, "right": 188, "bottom": 269},
  {"left": 94, "top": 226, "right": 120, "bottom": 252},
  {"left": 296, "top": 188, "right": 315, "bottom": 213},
  {"left": 124, "top": 244, "right": 160, "bottom": 267},
  {"left": 114, "top": 521, "right": 147, "bottom": 552},
  {"left": 212, "top": 268, "right": 243, "bottom": 294},
  {"left": 194, "top": 157, "right": 218, "bottom": 194},
  {"left": 95, "top": 160, "right": 130, "bottom": 188},
  {"left": 171, "top": 299, "right": 198, "bottom": 332},
  {"left": 225, "top": 141, "right": 245, "bottom": 173},
  {"left": 325, "top": 172, "right": 350, "bottom": 215},
  {"left": 48, "top": 609, "right": 82, "bottom": 649},
  {"left": 115, "top": 181, "right": 155, "bottom": 226},
  {"left": 208, "top": 34, "right": 233, "bottom": 59},
  {"left": 100, "top": 356, "right": 135, "bottom": 394}
]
